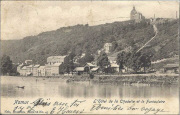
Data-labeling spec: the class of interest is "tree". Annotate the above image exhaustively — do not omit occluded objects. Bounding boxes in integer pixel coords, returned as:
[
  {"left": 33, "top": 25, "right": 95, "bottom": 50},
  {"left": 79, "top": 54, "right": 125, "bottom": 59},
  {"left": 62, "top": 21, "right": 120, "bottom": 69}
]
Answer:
[
  {"left": 11, "top": 64, "right": 18, "bottom": 75},
  {"left": 106, "top": 35, "right": 116, "bottom": 43},
  {"left": 0, "top": 55, "right": 13, "bottom": 75},
  {"left": 59, "top": 62, "right": 65, "bottom": 74},
  {"left": 117, "top": 51, "right": 152, "bottom": 73},
  {"left": 130, "top": 52, "right": 142, "bottom": 73},
  {"left": 97, "top": 52, "right": 110, "bottom": 72},
  {"left": 111, "top": 41, "right": 118, "bottom": 52},
  {"left": 117, "top": 51, "right": 126, "bottom": 69},
  {"left": 79, "top": 51, "right": 94, "bottom": 66},
  {"left": 139, "top": 53, "right": 152, "bottom": 72},
  {"left": 117, "top": 51, "right": 131, "bottom": 70},
  {"left": 127, "top": 52, "right": 152, "bottom": 73},
  {"left": 59, "top": 52, "right": 76, "bottom": 74}
]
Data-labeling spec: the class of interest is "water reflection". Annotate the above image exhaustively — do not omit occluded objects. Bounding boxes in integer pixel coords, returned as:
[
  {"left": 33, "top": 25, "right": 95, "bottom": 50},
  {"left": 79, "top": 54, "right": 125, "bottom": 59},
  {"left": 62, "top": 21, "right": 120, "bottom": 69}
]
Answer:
[{"left": 1, "top": 76, "right": 178, "bottom": 98}]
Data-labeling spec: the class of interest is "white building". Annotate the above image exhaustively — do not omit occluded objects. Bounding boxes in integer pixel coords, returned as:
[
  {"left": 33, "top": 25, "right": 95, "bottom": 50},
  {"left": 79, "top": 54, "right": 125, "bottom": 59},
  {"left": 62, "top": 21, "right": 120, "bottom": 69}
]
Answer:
[
  {"left": 19, "top": 66, "right": 27, "bottom": 76},
  {"left": 104, "top": 43, "right": 112, "bottom": 54},
  {"left": 33, "top": 65, "right": 40, "bottom": 76},
  {"left": 17, "top": 64, "right": 24, "bottom": 73},
  {"left": 47, "top": 56, "right": 66, "bottom": 65},
  {"left": 26, "top": 65, "right": 33, "bottom": 76},
  {"left": 45, "top": 63, "right": 61, "bottom": 76},
  {"left": 38, "top": 66, "right": 46, "bottom": 76},
  {"left": 25, "top": 60, "right": 33, "bottom": 65},
  {"left": 51, "top": 63, "right": 61, "bottom": 76},
  {"left": 45, "top": 64, "right": 52, "bottom": 76},
  {"left": 110, "top": 63, "right": 120, "bottom": 73}
]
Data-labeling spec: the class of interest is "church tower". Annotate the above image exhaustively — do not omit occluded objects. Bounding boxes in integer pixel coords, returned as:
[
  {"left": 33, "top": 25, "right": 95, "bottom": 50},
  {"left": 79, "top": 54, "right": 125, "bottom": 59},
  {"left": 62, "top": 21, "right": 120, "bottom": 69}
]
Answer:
[
  {"left": 130, "top": 6, "right": 145, "bottom": 23},
  {"left": 130, "top": 6, "right": 137, "bottom": 20}
]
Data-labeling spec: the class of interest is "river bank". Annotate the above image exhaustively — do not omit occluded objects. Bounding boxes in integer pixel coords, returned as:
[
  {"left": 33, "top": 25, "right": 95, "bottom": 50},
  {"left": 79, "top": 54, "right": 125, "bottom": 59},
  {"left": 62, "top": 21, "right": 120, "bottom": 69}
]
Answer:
[
  {"left": 2, "top": 73, "right": 179, "bottom": 86},
  {"left": 66, "top": 73, "right": 179, "bottom": 86}
]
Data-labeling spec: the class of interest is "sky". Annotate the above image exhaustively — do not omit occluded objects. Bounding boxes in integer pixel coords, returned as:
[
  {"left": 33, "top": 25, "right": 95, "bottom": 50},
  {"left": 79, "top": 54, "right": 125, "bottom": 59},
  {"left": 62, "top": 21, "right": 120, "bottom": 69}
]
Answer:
[{"left": 1, "top": 1, "right": 179, "bottom": 40}]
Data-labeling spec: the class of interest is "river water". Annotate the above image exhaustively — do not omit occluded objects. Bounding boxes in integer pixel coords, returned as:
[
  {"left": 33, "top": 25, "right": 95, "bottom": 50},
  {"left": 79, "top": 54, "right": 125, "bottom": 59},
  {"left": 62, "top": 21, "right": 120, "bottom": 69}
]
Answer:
[{"left": 1, "top": 76, "right": 178, "bottom": 98}]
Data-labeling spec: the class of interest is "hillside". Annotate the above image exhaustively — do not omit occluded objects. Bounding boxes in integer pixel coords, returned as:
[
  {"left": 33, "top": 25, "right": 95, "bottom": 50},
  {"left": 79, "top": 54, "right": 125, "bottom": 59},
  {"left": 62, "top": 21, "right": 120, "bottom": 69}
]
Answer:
[{"left": 1, "top": 19, "right": 179, "bottom": 65}]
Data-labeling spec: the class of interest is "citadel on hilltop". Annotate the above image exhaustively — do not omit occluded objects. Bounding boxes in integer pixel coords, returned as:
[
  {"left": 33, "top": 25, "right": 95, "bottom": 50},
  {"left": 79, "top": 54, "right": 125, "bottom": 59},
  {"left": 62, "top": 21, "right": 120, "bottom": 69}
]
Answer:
[{"left": 130, "top": 6, "right": 145, "bottom": 23}]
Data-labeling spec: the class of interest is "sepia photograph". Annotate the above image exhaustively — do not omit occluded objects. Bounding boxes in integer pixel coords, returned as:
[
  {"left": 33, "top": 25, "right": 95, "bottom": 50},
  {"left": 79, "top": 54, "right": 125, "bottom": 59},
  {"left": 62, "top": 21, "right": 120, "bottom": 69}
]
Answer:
[{"left": 0, "top": 1, "right": 179, "bottom": 114}]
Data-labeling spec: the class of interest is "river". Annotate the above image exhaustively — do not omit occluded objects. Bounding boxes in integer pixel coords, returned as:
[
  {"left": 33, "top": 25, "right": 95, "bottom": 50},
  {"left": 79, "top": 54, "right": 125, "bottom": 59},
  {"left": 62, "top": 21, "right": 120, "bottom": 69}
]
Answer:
[{"left": 1, "top": 76, "right": 178, "bottom": 98}]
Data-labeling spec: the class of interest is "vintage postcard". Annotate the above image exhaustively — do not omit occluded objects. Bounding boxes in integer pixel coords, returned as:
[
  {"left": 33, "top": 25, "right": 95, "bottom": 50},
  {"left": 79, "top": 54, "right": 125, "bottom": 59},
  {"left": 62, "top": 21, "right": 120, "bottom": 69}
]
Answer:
[{"left": 0, "top": 1, "right": 179, "bottom": 114}]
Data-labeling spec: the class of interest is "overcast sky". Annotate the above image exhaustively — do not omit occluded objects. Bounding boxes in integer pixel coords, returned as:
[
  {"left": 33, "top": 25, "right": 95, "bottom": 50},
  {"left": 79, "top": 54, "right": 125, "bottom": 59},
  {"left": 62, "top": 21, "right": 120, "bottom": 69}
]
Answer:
[{"left": 1, "top": 1, "right": 179, "bottom": 40}]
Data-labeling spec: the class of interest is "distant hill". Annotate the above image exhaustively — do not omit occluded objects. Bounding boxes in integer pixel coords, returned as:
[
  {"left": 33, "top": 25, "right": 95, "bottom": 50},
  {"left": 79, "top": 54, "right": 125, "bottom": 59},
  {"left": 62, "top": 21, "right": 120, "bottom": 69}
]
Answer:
[{"left": 1, "top": 19, "right": 178, "bottom": 65}]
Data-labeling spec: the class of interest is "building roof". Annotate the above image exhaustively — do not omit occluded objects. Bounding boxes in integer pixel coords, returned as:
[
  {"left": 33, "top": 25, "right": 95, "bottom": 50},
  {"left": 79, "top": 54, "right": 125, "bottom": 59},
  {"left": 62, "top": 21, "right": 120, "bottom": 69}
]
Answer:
[
  {"left": 74, "top": 67, "right": 84, "bottom": 71},
  {"left": 104, "top": 43, "right": 112, "bottom": 46},
  {"left": 18, "top": 64, "right": 24, "bottom": 67},
  {"left": 111, "top": 63, "right": 119, "bottom": 68},
  {"left": 51, "top": 63, "right": 62, "bottom": 67},
  {"left": 85, "top": 63, "right": 96, "bottom": 67},
  {"left": 34, "top": 64, "right": 40, "bottom": 68},
  {"left": 21, "top": 66, "right": 27, "bottom": 70},
  {"left": 39, "top": 66, "right": 45, "bottom": 69},
  {"left": 47, "top": 56, "right": 66, "bottom": 60},
  {"left": 91, "top": 67, "right": 99, "bottom": 71},
  {"left": 108, "top": 56, "right": 116, "bottom": 61},
  {"left": 164, "top": 64, "right": 179, "bottom": 68},
  {"left": 26, "top": 65, "right": 33, "bottom": 68}
]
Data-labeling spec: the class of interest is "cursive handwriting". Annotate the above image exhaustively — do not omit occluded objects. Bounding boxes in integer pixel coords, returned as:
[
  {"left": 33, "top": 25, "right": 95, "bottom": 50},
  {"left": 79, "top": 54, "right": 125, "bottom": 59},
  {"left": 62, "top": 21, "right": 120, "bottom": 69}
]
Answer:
[
  {"left": 13, "top": 106, "right": 25, "bottom": 113},
  {"left": 31, "top": 98, "right": 51, "bottom": 107},
  {"left": 90, "top": 104, "right": 123, "bottom": 111},
  {"left": 13, "top": 100, "right": 29, "bottom": 105},
  {"left": 141, "top": 107, "right": 168, "bottom": 114}
]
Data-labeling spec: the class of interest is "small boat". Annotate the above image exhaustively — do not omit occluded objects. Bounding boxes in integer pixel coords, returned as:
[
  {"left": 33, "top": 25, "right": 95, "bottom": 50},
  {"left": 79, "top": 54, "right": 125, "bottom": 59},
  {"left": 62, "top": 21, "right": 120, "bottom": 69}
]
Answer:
[{"left": 16, "top": 86, "right": 25, "bottom": 89}]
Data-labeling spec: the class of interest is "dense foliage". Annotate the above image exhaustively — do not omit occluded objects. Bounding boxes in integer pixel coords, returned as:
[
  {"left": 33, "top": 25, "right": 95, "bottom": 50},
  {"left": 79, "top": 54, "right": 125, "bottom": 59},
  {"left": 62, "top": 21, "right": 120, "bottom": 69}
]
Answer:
[
  {"left": 97, "top": 52, "right": 110, "bottom": 72},
  {"left": 117, "top": 51, "right": 152, "bottom": 73},
  {"left": 0, "top": 55, "right": 18, "bottom": 75},
  {"left": 78, "top": 51, "right": 94, "bottom": 66},
  {"left": 59, "top": 53, "right": 75, "bottom": 74},
  {"left": 1, "top": 19, "right": 178, "bottom": 65}
]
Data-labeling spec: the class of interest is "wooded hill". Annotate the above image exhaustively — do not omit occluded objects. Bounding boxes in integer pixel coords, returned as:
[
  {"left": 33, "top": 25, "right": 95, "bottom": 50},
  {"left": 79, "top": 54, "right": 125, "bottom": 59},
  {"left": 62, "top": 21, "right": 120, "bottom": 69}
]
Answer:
[{"left": 1, "top": 19, "right": 178, "bottom": 65}]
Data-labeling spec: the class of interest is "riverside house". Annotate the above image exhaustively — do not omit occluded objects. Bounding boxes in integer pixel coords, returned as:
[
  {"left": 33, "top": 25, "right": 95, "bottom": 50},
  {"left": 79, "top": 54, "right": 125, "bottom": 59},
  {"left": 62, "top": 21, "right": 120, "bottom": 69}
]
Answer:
[
  {"left": 51, "top": 63, "right": 61, "bottom": 76},
  {"left": 74, "top": 67, "right": 85, "bottom": 75},
  {"left": 84, "top": 63, "right": 96, "bottom": 73},
  {"left": 19, "top": 66, "right": 27, "bottom": 76},
  {"left": 91, "top": 67, "right": 100, "bottom": 73},
  {"left": 33, "top": 65, "right": 40, "bottom": 76},
  {"left": 164, "top": 64, "right": 179, "bottom": 74},
  {"left": 38, "top": 66, "right": 46, "bottom": 76},
  {"left": 17, "top": 64, "right": 24, "bottom": 73},
  {"left": 110, "top": 63, "right": 120, "bottom": 73},
  {"left": 26, "top": 65, "right": 33, "bottom": 76}
]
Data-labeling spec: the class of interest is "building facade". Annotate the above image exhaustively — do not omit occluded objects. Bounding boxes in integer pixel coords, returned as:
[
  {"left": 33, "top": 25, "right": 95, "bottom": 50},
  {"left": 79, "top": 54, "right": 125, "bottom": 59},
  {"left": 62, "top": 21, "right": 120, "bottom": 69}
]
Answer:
[
  {"left": 25, "top": 60, "right": 33, "bottom": 65},
  {"left": 104, "top": 43, "right": 112, "bottom": 54},
  {"left": 19, "top": 66, "right": 27, "bottom": 76},
  {"left": 51, "top": 63, "right": 61, "bottom": 76},
  {"left": 38, "top": 66, "right": 46, "bottom": 76},
  {"left": 26, "top": 65, "right": 33, "bottom": 76},
  {"left": 33, "top": 65, "right": 40, "bottom": 76},
  {"left": 17, "top": 64, "right": 24, "bottom": 73},
  {"left": 45, "top": 64, "right": 52, "bottom": 76},
  {"left": 164, "top": 64, "right": 179, "bottom": 73}
]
